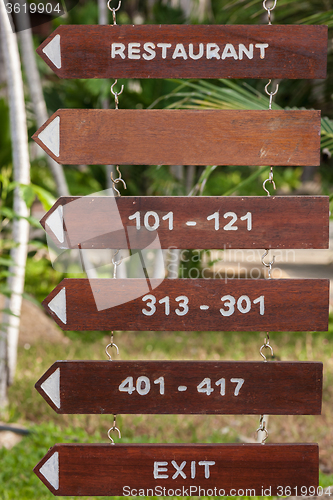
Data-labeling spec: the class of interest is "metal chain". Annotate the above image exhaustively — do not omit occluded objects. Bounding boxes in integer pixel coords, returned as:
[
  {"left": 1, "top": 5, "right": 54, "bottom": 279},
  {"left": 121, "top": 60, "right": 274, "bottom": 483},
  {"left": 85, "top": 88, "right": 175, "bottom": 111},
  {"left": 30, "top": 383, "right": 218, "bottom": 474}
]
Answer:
[
  {"left": 255, "top": 0, "right": 280, "bottom": 449},
  {"left": 110, "top": 81, "right": 127, "bottom": 197}
]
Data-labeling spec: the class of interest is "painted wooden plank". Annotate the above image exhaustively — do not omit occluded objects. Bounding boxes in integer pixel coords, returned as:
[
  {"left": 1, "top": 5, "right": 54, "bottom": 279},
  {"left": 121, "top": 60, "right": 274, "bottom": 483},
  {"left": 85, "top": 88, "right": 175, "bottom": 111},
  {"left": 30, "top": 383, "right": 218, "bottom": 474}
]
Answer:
[
  {"left": 40, "top": 195, "right": 329, "bottom": 250},
  {"left": 34, "top": 443, "right": 319, "bottom": 496},
  {"left": 35, "top": 360, "right": 323, "bottom": 415},
  {"left": 32, "top": 109, "right": 321, "bottom": 166},
  {"left": 42, "top": 278, "right": 329, "bottom": 332},
  {"left": 36, "top": 25, "right": 327, "bottom": 79}
]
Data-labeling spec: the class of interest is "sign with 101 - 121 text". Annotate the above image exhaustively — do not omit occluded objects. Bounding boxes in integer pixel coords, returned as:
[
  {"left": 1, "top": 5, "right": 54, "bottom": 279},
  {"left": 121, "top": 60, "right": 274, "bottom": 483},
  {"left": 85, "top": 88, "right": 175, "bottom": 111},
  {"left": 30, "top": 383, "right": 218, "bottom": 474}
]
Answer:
[{"left": 41, "top": 195, "right": 329, "bottom": 250}]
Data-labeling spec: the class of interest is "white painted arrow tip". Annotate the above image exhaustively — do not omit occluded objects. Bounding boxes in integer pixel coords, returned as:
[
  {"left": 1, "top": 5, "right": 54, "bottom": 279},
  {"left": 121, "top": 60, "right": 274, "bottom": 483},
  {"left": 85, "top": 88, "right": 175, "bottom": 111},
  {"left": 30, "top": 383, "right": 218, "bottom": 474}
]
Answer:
[
  {"left": 45, "top": 205, "right": 64, "bottom": 244},
  {"left": 40, "top": 451, "right": 59, "bottom": 490},
  {"left": 42, "top": 34, "right": 61, "bottom": 69},
  {"left": 48, "top": 287, "right": 67, "bottom": 324},
  {"left": 40, "top": 367, "right": 60, "bottom": 409},
  {"left": 38, "top": 116, "right": 60, "bottom": 158}
]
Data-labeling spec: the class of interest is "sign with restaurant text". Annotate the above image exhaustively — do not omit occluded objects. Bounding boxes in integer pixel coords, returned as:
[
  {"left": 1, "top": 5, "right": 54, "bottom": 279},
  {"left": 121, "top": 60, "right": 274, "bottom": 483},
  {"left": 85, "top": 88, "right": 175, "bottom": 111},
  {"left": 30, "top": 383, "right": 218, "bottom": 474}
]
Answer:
[{"left": 36, "top": 25, "right": 327, "bottom": 79}]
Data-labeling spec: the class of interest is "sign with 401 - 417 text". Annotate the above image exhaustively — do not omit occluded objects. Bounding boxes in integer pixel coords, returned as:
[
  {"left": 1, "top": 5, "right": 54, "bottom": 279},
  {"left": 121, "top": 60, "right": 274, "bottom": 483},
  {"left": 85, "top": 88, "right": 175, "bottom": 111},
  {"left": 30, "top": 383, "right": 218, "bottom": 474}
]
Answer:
[{"left": 35, "top": 360, "right": 322, "bottom": 415}]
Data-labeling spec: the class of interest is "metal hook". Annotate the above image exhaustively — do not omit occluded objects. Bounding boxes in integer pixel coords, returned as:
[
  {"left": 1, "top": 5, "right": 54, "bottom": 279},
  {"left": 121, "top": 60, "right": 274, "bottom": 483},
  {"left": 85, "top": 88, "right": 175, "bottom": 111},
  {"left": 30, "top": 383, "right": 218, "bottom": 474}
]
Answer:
[
  {"left": 111, "top": 165, "right": 127, "bottom": 197},
  {"left": 260, "top": 333, "right": 274, "bottom": 361},
  {"left": 107, "top": 0, "right": 121, "bottom": 24},
  {"left": 105, "top": 341, "right": 120, "bottom": 360},
  {"left": 111, "top": 80, "right": 124, "bottom": 109},
  {"left": 108, "top": 416, "right": 121, "bottom": 444},
  {"left": 262, "top": 177, "right": 276, "bottom": 196},
  {"left": 261, "top": 249, "right": 275, "bottom": 279},
  {"left": 256, "top": 415, "right": 269, "bottom": 444},
  {"left": 112, "top": 249, "right": 124, "bottom": 278},
  {"left": 265, "top": 80, "right": 279, "bottom": 109},
  {"left": 263, "top": 166, "right": 276, "bottom": 196},
  {"left": 263, "top": 0, "right": 277, "bottom": 25}
]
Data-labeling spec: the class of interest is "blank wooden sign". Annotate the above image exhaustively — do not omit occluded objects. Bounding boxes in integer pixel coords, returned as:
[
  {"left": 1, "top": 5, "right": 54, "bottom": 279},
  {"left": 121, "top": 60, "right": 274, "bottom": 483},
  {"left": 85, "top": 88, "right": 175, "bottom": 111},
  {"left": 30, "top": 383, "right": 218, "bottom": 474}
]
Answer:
[
  {"left": 32, "top": 109, "right": 321, "bottom": 166},
  {"left": 36, "top": 25, "right": 327, "bottom": 79},
  {"left": 34, "top": 443, "right": 319, "bottom": 496},
  {"left": 41, "top": 195, "right": 329, "bottom": 250},
  {"left": 42, "top": 278, "right": 329, "bottom": 332},
  {"left": 35, "top": 360, "right": 323, "bottom": 415}
]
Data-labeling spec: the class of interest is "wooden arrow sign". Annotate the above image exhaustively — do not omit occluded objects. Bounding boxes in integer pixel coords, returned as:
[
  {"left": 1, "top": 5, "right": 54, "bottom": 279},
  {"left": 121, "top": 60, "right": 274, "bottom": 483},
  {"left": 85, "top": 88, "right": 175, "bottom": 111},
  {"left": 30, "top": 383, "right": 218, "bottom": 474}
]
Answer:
[
  {"left": 41, "top": 195, "right": 329, "bottom": 250},
  {"left": 32, "top": 109, "right": 321, "bottom": 166},
  {"left": 36, "top": 24, "right": 327, "bottom": 79},
  {"left": 35, "top": 360, "right": 323, "bottom": 415},
  {"left": 34, "top": 443, "right": 319, "bottom": 496},
  {"left": 42, "top": 278, "right": 329, "bottom": 332}
]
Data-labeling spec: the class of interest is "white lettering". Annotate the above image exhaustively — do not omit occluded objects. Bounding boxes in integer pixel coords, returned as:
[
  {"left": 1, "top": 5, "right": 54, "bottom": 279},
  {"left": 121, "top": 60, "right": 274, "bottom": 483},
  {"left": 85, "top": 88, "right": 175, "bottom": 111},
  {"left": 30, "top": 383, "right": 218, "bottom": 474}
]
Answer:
[
  {"left": 128, "top": 42, "right": 141, "bottom": 60},
  {"left": 123, "top": 486, "right": 131, "bottom": 496},
  {"left": 157, "top": 43, "right": 172, "bottom": 59},
  {"left": 143, "top": 42, "right": 156, "bottom": 60},
  {"left": 172, "top": 43, "right": 188, "bottom": 60},
  {"left": 111, "top": 43, "right": 126, "bottom": 59},
  {"left": 255, "top": 43, "right": 269, "bottom": 59},
  {"left": 239, "top": 43, "right": 253, "bottom": 60},
  {"left": 172, "top": 460, "right": 186, "bottom": 479},
  {"left": 222, "top": 43, "right": 238, "bottom": 60},
  {"left": 206, "top": 43, "right": 220, "bottom": 59},
  {"left": 189, "top": 43, "right": 204, "bottom": 60},
  {"left": 198, "top": 461, "right": 216, "bottom": 479},
  {"left": 154, "top": 461, "right": 168, "bottom": 479},
  {"left": 191, "top": 461, "right": 196, "bottom": 479}
]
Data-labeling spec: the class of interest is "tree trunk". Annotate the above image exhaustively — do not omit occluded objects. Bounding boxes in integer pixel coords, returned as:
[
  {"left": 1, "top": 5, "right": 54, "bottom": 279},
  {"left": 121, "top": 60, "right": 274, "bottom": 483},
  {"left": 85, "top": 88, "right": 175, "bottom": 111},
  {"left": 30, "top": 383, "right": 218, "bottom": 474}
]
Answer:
[
  {"left": 0, "top": 4, "right": 31, "bottom": 397},
  {"left": 17, "top": 11, "right": 69, "bottom": 196}
]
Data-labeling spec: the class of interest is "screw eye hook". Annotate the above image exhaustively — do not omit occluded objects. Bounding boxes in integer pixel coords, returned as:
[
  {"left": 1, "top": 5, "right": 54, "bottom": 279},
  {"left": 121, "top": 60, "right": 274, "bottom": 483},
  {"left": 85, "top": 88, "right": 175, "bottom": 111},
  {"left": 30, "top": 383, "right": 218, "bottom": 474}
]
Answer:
[
  {"left": 108, "top": 425, "right": 121, "bottom": 444},
  {"left": 111, "top": 166, "right": 127, "bottom": 196},
  {"left": 256, "top": 415, "right": 269, "bottom": 444},
  {"left": 265, "top": 80, "right": 279, "bottom": 109},
  {"left": 107, "top": 0, "right": 121, "bottom": 24},
  {"left": 263, "top": 177, "right": 276, "bottom": 196},
  {"left": 261, "top": 249, "right": 275, "bottom": 279},
  {"left": 105, "top": 342, "right": 119, "bottom": 361},
  {"left": 260, "top": 342, "right": 274, "bottom": 361},
  {"left": 111, "top": 80, "right": 124, "bottom": 109}
]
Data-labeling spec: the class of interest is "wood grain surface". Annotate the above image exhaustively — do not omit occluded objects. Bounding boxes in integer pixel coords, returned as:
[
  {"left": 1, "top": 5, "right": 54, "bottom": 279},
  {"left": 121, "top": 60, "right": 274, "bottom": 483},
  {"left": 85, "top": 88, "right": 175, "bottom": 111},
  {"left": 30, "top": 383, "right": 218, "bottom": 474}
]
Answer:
[
  {"left": 42, "top": 278, "right": 329, "bottom": 331},
  {"left": 41, "top": 195, "right": 329, "bottom": 250},
  {"left": 32, "top": 109, "right": 321, "bottom": 166},
  {"left": 34, "top": 443, "right": 319, "bottom": 496},
  {"left": 35, "top": 360, "right": 323, "bottom": 415},
  {"left": 36, "top": 25, "right": 327, "bottom": 79}
]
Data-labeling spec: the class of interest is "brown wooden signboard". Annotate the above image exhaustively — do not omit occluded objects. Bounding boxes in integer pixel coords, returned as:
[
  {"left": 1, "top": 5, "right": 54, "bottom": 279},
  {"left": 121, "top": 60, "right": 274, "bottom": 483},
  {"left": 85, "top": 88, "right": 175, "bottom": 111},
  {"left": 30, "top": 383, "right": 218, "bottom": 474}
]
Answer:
[
  {"left": 32, "top": 109, "right": 321, "bottom": 167},
  {"left": 42, "top": 278, "right": 329, "bottom": 332},
  {"left": 34, "top": 443, "right": 319, "bottom": 496},
  {"left": 36, "top": 25, "right": 327, "bottom": 80},
  {"left": 41, "top": 195, "right": 329, "bottom": 250},
  {"left": 35, "top": 360, "right": 323, "bottom": 415}
]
